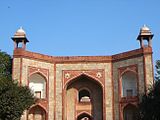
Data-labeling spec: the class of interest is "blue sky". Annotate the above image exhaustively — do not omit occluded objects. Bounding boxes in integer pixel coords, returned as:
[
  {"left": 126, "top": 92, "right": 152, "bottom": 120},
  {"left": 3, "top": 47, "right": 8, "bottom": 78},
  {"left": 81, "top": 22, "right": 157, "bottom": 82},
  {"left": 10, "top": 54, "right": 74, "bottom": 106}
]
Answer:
[{"left": 0, "top": 0, "right": 159, "bottom": 64}]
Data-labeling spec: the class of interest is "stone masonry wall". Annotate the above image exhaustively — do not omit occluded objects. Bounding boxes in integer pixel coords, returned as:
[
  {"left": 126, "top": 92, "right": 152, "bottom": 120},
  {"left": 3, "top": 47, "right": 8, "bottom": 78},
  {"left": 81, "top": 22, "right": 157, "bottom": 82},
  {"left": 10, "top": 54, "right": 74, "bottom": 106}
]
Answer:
[
  {"left": 14, "top": 58, "right": 55, "bottom": 120},
  {"left": 144, "top": 55, "right": 154, "bottom": 90},
  {"left": 113, "top": 56, "right": 145, "bottom": 120},
  {"left": 13, "top": 49, "right": 153, "bottom": 120},
  {"left": 13, "top": 57, "right": 113, "bottom": 120},
  {"left": 13, "top": 58, "right": 21, "bottom": 81},
  {"left": 56, "top": 63, "right": 112, "bottom": 120}
]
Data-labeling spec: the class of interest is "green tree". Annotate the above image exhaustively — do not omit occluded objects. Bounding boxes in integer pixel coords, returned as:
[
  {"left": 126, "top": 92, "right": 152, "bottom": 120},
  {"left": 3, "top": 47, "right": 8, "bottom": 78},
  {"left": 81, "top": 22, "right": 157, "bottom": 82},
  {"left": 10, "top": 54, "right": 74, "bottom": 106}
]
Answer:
[
  {"left": 0, "top": 50, "right": 12, "bottom": 77},
  {"left": 0, "top": 50, "right": 35, "bottom": 120},
  {"left": 155, "top": 60, "right": 160, "bottom": 81},
  {"left": 138, "top": 60, "right": 160, "bottom": 120}
]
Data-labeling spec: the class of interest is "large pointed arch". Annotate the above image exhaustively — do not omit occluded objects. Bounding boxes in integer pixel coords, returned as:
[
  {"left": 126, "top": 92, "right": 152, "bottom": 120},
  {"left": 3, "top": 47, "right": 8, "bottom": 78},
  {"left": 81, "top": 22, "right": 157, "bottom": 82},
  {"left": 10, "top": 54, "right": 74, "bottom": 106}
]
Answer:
[
  {"left": 64, "top": 73, "right": 104, "bottom": 90},
  {"left": 63, "top": 74, "right": 104, "bottom": 120}
]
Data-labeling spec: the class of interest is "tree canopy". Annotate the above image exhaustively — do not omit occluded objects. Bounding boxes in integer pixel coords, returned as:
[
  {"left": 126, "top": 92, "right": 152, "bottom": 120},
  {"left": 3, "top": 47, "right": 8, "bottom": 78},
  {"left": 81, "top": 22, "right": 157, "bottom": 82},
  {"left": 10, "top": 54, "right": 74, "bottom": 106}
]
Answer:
[
  {"left": 0, "top": 50, "right": 12, "bottom": 77},
  {"left": 155, "top": 60, "right": 160, "bottom": 81},
  {"left": 138, "top": 60, "right": 160, "bottom": 120},
  {"left": 0, "top": 50, "right": 35, "bottom": 120},
  {"left": 0, "top": 76, "right": 35, "bottom": 120}
]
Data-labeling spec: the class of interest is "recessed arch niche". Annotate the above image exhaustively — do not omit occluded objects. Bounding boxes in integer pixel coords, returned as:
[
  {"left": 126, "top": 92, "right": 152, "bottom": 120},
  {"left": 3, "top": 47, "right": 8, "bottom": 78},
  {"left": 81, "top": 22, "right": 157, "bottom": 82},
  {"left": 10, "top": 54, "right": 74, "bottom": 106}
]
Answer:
[
  {"left": 29, "top": 73, "right": 47, "bottom": 99},
  {"left": 123, "top": 104, "right": 138, "bottom": 120},
  {"left": 121, "top": 71, "right": 138, "bottom": 97},
  {"left": 64, "top": 74, "right": 103, "bottom": 120},
  {"left": 28, "top": 105, "right": 47, "bottom": 120},
  {"left": 79, "top": 88, "right": 91, "bottom": 102}
]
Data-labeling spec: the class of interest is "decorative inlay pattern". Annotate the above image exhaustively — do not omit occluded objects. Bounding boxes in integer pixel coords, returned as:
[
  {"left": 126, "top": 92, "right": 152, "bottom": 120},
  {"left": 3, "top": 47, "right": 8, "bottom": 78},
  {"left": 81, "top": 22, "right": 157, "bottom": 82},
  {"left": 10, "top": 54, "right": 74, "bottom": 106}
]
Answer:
[
  {"left": 63, "top": 69, "right": 105, "bottom": 87},
  {"left": 119, "top": 64, "right": 138, "bottom": 75},
  {"left": 28, "top": 66, "right": 49, "bottom": 78},
  {"left": 65, "top": 73, "right": 70, "bottom": 79},
  {"left": 96, "top": 72, "right": 102, "bottom": 78}
]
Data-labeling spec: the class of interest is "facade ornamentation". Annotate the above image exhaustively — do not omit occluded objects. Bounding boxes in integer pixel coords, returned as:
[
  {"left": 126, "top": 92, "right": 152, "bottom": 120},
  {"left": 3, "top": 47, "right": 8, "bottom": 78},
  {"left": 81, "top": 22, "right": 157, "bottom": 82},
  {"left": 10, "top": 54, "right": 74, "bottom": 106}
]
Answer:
[
  {"left": 65, "top": 73, "right": 70, "bottom": 79},
  {"left": 96, "top": 72, "right": 102, "bottom": 78},
  {"left": 12, "top": 26, "right": 154, "bottom": 120}
]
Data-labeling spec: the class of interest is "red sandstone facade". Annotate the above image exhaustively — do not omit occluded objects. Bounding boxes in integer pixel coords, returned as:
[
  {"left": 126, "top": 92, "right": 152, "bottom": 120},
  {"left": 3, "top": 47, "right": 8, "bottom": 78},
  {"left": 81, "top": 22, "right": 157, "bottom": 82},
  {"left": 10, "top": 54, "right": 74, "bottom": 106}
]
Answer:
[{"left": 12, "top": 26, "right": 154, "bottom": 120}]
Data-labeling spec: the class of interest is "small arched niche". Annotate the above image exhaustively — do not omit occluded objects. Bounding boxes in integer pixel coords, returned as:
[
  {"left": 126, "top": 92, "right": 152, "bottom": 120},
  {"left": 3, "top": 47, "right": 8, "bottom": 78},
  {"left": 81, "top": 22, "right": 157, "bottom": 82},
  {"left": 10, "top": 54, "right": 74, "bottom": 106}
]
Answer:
[
  {"left": 121, "top": 71, "right": 137, "bottom": 97},
  {"left": 28, "top": 105, "right": 46, "bottom": 120},
  {"left": 29, "top": 73, "right": 46, "bottom": 99},
  {"left": 123, "top": 104, "right": 138, "bottom": 120},
  {"left": 79, "top": 89, "right": 91, "bottom": 102}
]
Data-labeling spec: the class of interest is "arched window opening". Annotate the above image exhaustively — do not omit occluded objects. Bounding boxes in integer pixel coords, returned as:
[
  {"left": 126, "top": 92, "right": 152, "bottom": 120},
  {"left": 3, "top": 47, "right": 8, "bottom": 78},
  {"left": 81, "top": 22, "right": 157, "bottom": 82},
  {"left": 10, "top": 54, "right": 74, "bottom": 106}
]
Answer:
[
  {"left": 17, "top": 42, "right": 23, "bottom": 48},
  {"left": 123, "top": 104, "right": 138, "bottom": 120},
  {"left": 29, "top": 73, "right": 46, "bottom": 99},
  {"left": 77, "top": 113, "right": 92, "bottom": 120},
  {"left": 122, "top": 72, "right": 137, "bottom": 97},
  {"left": 143, "top": 40, "right": 149, "bottom": 47},
  {"left": 79, "top": 89, "right": 91, "bottom": 102},
  {"left": 28, "top": 105, "right": 46, "bottom": 120}
]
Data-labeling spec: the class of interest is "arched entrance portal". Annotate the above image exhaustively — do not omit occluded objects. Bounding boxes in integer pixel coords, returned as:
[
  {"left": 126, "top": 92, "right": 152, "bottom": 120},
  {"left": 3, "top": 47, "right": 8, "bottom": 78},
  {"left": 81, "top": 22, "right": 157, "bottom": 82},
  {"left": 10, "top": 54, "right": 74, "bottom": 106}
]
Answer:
[
  {"left": 123, "top": 104, "right": 138, "bottom": 120},
  {"left": 65, "top": 74, "right": 103, "bottom": 120}
]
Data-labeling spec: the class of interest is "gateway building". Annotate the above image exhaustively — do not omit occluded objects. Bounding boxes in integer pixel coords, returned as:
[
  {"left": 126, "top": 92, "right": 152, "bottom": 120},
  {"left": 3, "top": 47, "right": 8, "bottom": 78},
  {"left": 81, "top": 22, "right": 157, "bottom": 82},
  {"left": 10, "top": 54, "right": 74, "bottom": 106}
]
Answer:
[{"left": 12, "top": 25, "right": 154, "bottom": 120}]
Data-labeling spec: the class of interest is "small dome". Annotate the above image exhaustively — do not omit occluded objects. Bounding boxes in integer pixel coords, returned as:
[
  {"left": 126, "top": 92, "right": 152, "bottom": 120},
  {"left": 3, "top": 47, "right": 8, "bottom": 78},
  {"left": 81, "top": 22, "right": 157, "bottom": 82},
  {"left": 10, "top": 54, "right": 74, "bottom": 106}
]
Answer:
[
  {"left": 139, "top": 24, "right": 152, "bottom": 36},
  {"left": 12, "top": 27, "right": 29, "bottom": 42},
  {"left": 140, "top": 25, "right": 150, "bottom": 31},
  {"left": 14, "top": 27, "right": 26, "bottom": 37},
  {"left": 17, "top": 27, "right": 26, "bottom": 34},
  {"left": 137, "top": 25, "right": 154, "bottom": 41}
]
